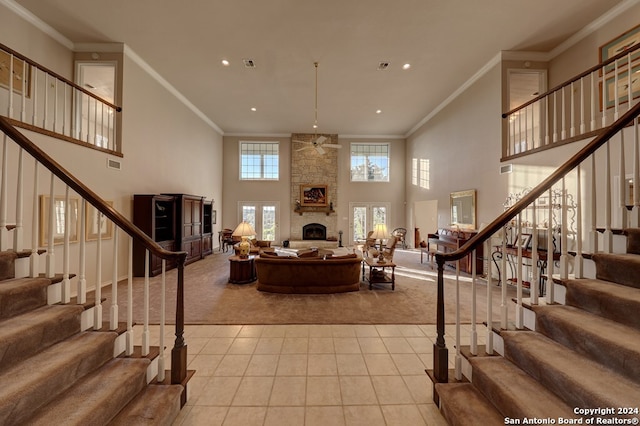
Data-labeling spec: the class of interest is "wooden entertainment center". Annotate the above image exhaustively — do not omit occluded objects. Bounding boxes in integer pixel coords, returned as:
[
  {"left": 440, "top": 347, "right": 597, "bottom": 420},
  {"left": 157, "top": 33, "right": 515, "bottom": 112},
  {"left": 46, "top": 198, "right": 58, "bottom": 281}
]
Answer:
[{"left": 132, "top": 193, "right": 213, "bottom": 276}]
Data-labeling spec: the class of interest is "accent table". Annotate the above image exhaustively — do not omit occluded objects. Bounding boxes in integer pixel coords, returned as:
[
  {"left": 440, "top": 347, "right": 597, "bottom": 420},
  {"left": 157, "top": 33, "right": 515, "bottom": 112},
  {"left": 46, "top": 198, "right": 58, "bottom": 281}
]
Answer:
[
  {"left": 362, "top": 257, "right": 396, "bottom": 290},
  {"left": 228, "top": 255, "right": 256, "bottom": 284}
]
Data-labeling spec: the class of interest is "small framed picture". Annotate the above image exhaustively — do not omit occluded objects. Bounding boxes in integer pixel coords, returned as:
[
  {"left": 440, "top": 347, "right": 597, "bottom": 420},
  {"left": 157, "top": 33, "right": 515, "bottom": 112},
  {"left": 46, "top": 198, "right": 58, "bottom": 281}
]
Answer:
[
  {"left": 514, "top": 233, "right": 532, "bottom": 249},
  {"left": 212, "top": 210, "right": 217, "bottom": 225}
]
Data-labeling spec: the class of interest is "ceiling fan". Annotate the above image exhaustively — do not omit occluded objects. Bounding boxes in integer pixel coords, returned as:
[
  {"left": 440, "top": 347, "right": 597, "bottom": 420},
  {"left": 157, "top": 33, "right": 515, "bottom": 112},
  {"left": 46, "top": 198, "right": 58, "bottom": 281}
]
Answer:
[{"left": 293, "top": 62, "right": 342, "bottom": 155}]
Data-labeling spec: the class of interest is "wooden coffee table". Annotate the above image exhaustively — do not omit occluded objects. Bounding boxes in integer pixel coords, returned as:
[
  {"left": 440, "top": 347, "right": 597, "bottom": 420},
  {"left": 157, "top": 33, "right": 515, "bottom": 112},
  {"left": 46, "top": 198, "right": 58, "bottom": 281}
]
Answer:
[{"left": 362, "top": 257, "right": 396, "bottom": 290}]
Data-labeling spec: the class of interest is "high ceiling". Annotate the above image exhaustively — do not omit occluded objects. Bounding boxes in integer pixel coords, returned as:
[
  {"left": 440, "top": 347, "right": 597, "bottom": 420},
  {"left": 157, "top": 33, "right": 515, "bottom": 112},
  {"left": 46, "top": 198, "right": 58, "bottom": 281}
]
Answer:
[{"left": 11, "top": 0, "right": 630, "bottom": 136}]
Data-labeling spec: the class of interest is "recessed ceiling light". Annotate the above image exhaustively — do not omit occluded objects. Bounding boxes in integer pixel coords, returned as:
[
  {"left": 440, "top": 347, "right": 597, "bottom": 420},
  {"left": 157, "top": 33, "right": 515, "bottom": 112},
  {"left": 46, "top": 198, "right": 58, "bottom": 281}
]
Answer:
[
  {"left": 250, "top": 107, "right": 257, "bottom": 112},
  {"left": 376, "top": 109, "right": 382, "bottom": 114},
  {"left": 221, "top": 59, "right": 230, "bottom": 66},
  {"left": 402, "top": 63, "right": 411, "bottom": 70}
]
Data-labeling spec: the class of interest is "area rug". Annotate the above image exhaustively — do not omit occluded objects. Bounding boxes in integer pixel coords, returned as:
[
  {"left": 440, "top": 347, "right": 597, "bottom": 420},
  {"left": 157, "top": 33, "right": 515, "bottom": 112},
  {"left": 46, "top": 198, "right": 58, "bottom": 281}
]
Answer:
[{"left": 102, "top": 249, "right": 516, "bottom": 325}]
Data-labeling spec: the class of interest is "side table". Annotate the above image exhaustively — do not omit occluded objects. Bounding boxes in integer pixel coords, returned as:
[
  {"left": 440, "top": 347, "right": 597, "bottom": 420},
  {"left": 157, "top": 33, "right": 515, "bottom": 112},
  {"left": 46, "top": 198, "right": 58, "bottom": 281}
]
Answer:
[{"left": 229, "top": 255, "right": 256, "bottom": 284}]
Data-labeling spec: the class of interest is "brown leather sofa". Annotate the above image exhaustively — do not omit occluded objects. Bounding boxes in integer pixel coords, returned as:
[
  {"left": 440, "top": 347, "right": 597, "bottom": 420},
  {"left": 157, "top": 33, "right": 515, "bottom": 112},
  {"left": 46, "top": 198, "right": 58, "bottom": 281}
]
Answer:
[
  {"left": 233, "top": 239, "right": 273, "bottom": 256},
  {"left": 255, "top": 252, "right": 362, "bottom": 293}
]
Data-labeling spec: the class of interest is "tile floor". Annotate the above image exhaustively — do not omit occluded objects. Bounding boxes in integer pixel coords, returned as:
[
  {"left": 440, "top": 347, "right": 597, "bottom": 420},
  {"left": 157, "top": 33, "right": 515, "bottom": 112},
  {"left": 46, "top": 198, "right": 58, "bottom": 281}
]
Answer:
[{"left": 148, "top": 323, "right": 487, "bottom": 425}]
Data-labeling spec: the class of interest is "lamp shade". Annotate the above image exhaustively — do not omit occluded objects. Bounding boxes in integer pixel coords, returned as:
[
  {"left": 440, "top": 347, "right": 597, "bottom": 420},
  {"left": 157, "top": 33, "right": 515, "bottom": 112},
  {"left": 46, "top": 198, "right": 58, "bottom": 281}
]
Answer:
[
  {"left": 369, "top": 223, "right": 389, "bottom": 240},
  {"left": 232, "top": 221, "right": 256, "bottom": 237}
]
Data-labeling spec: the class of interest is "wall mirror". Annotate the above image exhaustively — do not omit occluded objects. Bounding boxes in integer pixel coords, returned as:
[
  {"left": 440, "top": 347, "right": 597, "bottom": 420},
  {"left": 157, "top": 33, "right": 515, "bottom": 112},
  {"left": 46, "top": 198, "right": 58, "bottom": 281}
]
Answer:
[{"left": 450, "top": 189, "right": 476, "bottom": 229}]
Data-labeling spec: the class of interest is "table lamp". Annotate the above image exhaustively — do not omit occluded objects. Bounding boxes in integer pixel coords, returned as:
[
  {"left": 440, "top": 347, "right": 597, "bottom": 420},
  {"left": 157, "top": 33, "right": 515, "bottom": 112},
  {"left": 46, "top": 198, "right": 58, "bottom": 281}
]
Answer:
[
  {"left": 232, "top": 221, "right": 256, "bottom": 258},
  {"left": 370, "top": 223, "right": 389, "bottom": 263}
]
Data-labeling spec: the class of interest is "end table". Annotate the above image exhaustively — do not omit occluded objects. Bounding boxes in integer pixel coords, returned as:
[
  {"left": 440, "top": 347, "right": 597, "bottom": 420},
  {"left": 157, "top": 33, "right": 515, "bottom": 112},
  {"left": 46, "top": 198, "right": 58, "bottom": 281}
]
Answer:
[{"left": 229, "top": 255, "right": 256, "bottom": 284}]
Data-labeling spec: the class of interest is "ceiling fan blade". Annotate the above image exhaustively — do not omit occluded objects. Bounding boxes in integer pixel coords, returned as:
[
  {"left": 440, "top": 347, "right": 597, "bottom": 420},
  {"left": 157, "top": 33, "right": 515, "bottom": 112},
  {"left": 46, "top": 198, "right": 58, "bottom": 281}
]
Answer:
[
  {"left": 315, "top": 146, "right": 325, "bottom": 155},
  {"left": 296, "top": 145, "right": 313, "bottom": 151},
  {"left": 315, "top": 136, "right": 327, "bottom": 144},
  {"left": 322, "top": 144, "right": 342, "bottom": 149},
  {"left": 293, "top": 139, "right": 311, "bottom": 145}
]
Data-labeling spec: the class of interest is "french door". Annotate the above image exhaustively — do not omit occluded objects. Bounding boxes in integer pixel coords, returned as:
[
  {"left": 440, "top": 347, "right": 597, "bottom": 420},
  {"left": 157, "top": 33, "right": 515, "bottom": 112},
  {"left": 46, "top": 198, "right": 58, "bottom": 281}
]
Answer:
[
  {"left": 349, "top": 202, "right": 390, "bottom": 246},
  {"left": 238, "top": 202, "right": 279, "bottom": 242}
]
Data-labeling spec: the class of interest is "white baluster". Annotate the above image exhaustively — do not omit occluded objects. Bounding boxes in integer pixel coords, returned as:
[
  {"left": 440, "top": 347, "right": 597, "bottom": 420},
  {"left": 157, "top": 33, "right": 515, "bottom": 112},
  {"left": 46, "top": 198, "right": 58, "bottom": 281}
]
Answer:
[
  {"left": 77, "top": 200, "right": 86, "bottom": 304},
  {"left": 561, "top": 87, "right": 567, "bottom": 140},
  {"left": 515, "top": 214, "right": 523, "bottom": 329},
  {"left": 634, "top": 118, "right": 640, "bottom": 227},
  {"left": 13, "top": 148, "right": 24, "bottom": 252},
  {"left": 46, "top": 174, "right": 55, "bottom": 278},
  {"left": 61, "top": 186, "right": 70, "bottom": 303},
  {"left": 157, "top": 260, "right": 167, "bottom": 383},
  {"left": 454, "top": 260, "right": 461, "bottom": 381},
  {"left": 8, "top": 54, "right": 14, "bottom": 118},
  {"left": 614, "top": 61, "right": 619, "bottom": 121},
  {"left": 20, "top": 62, "right": 26, "bottom": 122},
  {"left": 531, "top": 201, "right": 539, "bottom": 304},
  {"left": 580, "top": 78, "right": 586, "bottom": 134},
  {"left": 546, "top": 188, "right": 555, "bottom": 305},
  {"left": 470, "top": 250, "right": 477, "bottom": 355},
  {"left": 602, "top": 66, "right": 607, "bottom": 127},
  {"left": 94, "top": 211, "right": 103, "bottom": 330},
  {"left": 500, "top": 225, "right": 508, "bottom": 329},
  {"left": 485, "top": 238, "right": 493, "bottom": 355},
  {"left": 628, "top": 53, "right": 633, "bottom": 111},
  {"left": 32, "top": 70, "right": 38, "bottom": 126},
  {"left": 553, "top": 91, "right": 558, "bottom": 142},
  {"left": 110, "top": 229, "right": 119, "bottom": 330},
  {"left": 143, "top": 250, "right": 150, "bottom": 356},
  {"left": 590, "top": 155, "right": 599, "bottom": 253},
  {"left": 53, "top": 79, "right": 58, "bottom": 133},
  {"left": 620, "top": 131, "right": 629, "bottom": 227},
  {"left": 560, "top": 179, "right": 569, "bottom": 280},
  {"left": 545, "top": 96, "right": 550, "bottom": 145},
  {"left": 43, "top": 74, "right": 49, "bottom": 129},
  {"left": 591, "top": 71, "right": 597, "bottom": 131},
  {"left": 0, "top": 135, "right": 7, "bottom": 251},
  {"left": 29, "top": 163, "right": 39, "bottom": 278},
  {"left": 604, "top": 141, "right": 613, "bottom": 253},
  {"left": 575, "top": 165, "right": 584, "bottom": 278},
  {"left": 570, "top": 81, "right": 575, "bottom": 137},
  {"left": 126, "top": 237, "right": 134, "bottom": 356}
]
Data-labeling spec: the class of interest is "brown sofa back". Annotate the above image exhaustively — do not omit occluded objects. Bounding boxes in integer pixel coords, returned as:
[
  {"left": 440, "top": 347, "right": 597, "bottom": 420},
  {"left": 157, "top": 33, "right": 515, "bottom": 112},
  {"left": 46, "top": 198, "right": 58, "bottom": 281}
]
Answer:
[{"left": 255, "top": 255, "right": 362, "bottom": 293}]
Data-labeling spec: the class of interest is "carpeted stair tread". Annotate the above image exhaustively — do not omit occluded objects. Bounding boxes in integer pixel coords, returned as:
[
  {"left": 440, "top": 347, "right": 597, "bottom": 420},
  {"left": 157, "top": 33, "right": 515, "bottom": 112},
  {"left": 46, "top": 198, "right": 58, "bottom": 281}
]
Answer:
[
  {"left": 0, "top": 304, "right": 84, "bottom": 373},
  {"left": 0, "top": 276, "right": 50, "bottom": 319},
  {"left": 591, "top": 252, "right": 640, "bottom": 288},
  {"left": 468, "top": 356, "right": 574, "bottom": 420},
  {"left": 27, "top": 358, "right": 150, "bottom": 425},
  {"left": 435, "top": 382, "right": 504, "bottom": 426},
  {"left": 109, "top": 384, "right": 183, "bottom": 426},
  {"left": 0, "top": 331, "right": 118, "bottom": 425},
  {"left": 533, "top": 304, "right": 640, "bottom": 382},
  {"left": 502, "top": 330, "right": 640, "bottom": 410},
  {"left": 563, "top": 278, "right": 640, "bottom": 329}
]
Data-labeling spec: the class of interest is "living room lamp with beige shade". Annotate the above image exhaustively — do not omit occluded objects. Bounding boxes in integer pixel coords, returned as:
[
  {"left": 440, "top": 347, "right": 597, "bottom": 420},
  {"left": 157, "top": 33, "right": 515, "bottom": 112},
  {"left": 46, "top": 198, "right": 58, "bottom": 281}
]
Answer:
[
  {"left": 232, "top": 221, "right": 256, "bottom": 258},
  {"left": 370, "top": 223, "right": 389, "bottom": 263}
]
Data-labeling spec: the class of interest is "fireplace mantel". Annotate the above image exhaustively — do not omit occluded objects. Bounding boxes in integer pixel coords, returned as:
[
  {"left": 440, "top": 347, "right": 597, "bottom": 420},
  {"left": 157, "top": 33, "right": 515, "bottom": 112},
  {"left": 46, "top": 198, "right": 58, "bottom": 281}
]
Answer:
[{"left": 294, "top": 206, "right": 335, "bottom": 216}]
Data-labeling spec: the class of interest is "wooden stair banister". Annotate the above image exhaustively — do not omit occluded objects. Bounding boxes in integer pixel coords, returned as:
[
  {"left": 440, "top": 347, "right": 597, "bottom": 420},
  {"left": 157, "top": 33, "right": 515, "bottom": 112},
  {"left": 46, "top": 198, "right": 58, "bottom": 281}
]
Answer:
[
  {"left": 0, "top": 114, "right": 189, "bottom": 389},
  {"left": 433, "top": 99, "right": 640, "bottom": 387}
]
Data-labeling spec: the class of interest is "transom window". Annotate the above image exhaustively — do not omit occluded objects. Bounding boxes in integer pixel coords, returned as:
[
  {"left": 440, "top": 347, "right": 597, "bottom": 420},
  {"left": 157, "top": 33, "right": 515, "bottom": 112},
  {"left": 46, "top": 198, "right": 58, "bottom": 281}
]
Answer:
[
  {"left": 240, "top": 142, "right": 279, "bottom": 180},
  {"left": 350, "top": 143, "right": 389, "bottom": 182}
]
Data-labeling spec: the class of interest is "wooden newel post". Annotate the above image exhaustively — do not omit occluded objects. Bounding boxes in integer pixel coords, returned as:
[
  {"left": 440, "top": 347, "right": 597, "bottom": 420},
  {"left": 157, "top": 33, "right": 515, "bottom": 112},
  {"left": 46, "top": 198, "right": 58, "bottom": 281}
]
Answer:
[
  {"left": 172, "top": 255, "right": 188, "bottom": 406},
  {"left": 433, "top": 256, "right": 448, "bottom": 403}
]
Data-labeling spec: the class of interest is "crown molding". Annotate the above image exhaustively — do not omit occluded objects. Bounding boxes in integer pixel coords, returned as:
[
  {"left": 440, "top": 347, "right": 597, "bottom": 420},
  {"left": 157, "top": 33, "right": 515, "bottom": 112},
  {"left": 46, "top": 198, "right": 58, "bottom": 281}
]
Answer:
[
  {"left": 0, "top": 0, "right": 74, "bottom": 49},
  {"left": 224, "top": 133, "right": 292, "bottom": 138}
]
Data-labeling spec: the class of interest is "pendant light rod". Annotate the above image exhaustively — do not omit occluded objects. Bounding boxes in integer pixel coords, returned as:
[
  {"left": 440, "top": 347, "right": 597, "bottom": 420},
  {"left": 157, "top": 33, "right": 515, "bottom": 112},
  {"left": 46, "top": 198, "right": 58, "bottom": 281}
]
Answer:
[{"left": 314, "top": 62, "right": 319, "bottom": 134}]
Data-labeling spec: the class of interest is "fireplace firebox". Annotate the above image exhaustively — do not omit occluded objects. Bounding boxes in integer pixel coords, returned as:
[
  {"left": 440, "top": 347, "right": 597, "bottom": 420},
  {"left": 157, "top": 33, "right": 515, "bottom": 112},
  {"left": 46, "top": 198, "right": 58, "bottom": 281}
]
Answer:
[{"left": 302, "top": 223, "right": 327, "bottom": 240}]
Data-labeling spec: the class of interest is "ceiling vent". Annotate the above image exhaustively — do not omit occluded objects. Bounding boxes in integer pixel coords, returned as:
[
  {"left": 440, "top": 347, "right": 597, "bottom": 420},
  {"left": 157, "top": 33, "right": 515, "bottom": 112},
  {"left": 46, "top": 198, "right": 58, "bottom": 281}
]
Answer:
[
  {"left": 242, "top": 59, "right": 256, "bottom": 68},
  {"left": 500, "top": 164, "right": 513, "bottom": 174},
  {"left": 107, "top": 158, "right": 121, "bottom": 170},
  {"left": 377, "top": 62, "right": 390, "bottom": 71}
]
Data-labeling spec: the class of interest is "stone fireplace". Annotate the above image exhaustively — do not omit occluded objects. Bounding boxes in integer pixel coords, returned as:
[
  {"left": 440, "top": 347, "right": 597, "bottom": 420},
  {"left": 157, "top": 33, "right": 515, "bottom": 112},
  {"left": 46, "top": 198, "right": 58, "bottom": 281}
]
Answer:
[
  {"left": 302, "top": 223, "right": 327, "bottom": 240},
  {"left": 290, "top": 133, "right": 339, "bottom": 241}
]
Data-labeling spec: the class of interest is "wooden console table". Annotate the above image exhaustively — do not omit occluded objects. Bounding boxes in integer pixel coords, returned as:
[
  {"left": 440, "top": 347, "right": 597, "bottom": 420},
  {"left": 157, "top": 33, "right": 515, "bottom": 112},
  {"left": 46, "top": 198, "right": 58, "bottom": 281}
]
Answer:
[{"left": 228, "top": 255, "right": 256, "bottom": 284}]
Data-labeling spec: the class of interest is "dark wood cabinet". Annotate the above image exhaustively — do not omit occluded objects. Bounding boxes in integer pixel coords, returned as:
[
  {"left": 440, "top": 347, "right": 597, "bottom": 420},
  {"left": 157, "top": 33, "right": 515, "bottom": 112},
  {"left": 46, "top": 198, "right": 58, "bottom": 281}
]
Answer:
[
  {"left": 202, "top": 200, "right": 213, "bottom": 256},
  {"left": 132, "top": 194, "right": 177, "bottom": 277},
  {"left": 168, "top": 194, "right": 204, "bottom": 266},
  {"left": 428, "top": 228, "right": 484, "bottom": 275}
]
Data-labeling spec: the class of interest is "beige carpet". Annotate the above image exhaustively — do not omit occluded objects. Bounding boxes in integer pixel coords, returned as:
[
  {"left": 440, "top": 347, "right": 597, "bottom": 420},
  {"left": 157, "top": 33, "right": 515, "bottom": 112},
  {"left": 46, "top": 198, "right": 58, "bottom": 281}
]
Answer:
[{"left": 103, "top": 249, "right": 516, "bottom": 325}]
